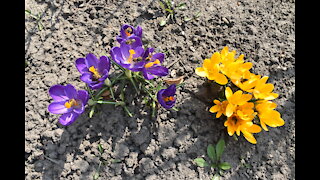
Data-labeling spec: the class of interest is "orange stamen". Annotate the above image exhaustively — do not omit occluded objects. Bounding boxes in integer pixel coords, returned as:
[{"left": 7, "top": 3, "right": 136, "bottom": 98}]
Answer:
[
  {"left": 127, "top": 49, "right": 136, "bottom": 64},
  {"left": 64, "top": 99, "right": 78, "bottom": 109},
  {"left": 144, "top": 59, "right": 161, "bottom": 68}
]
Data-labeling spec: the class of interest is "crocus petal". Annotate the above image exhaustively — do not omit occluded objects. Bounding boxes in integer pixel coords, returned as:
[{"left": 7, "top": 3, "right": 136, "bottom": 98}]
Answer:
[
  {"left": 209, "top": 105, "right": 220, "bottom": 113},
  {"left": 77, "top": 90, "right": 89, "bottom": 106},
  {"left": 65, "top": 84, "right": 77, "bottom": 99},
  {"left": 195, "top": 67, "right": 207, "bottom": 77},
  {"left": 85, "top": 53, "right": 99, "bottom": 68},
  {"left": 225, "top": 87, "right": 233, "bottom": 101},
  {"left": 151, "top": 53, "right": 165, "bottom": 63},
  {"left": 110, "top": 47, "right": 123, "bottom": 64},
  {"left": 98, "top": 56, "right": 111, "bottom": 74},
  {"left": 135, "top": 25, "right": 143, "bottom": 37},
  {"left": 120, "top": 42, "right": 131, "bottom": 59},
  {"left": 225, "top": 103, "right": 234, "bottom": 117},
  {"left": 214, "top": 72, "right": 228, "bottom": 85},
  {"left": 73, "top": 103, "right": 85, "bottom": 114},
  {"left": 80, "top": 73, "right": 94, "bottom": 84},
  {"left": 59, "top": 112, "right": 79, "bottom": 126},
  {"left": 48, "top": 101, "right": 70, "bottom": 114},
  {"left": 242, "top": 131, "right": 257, "bottom": 144},
  {"left": 146, "top": 66, "right": 169, "bottom": 77},
  {"left": 142, "top": 69, "right": 155, "bottom": 80},
  {"left": 49, "top": 85, "right": 69, "bottom": 101},
  {"left": 75, "top": 58, "right": 88, "bottom": 74}
]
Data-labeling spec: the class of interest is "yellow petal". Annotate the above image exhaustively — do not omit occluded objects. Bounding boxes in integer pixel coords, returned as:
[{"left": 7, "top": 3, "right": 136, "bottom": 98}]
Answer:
[
  {"left": 225, "top": 103, "right": 234, "bottom": 117},
  {"left": 209, "top": 105, "right": 220, "bottom": 113},
  {"left": 247, "top": 124, "right": 262, "bottom": 133},
  {"left": 195, "top": 67, "right": 207, "bottom": 77},
  {"left": 210, "top": 52, "right": 221, "bottom": 64},
  {"left": 216, "top": 111, "right": 222, "bottom": 118},
  {"left": 242, "top": 131, "right": 257, "bottom": 144},
  {"left": 214, "top": 72, "right": 228, "bottom": 85},
  {"left": 213, "top": 100, "right": 221, "bottom": 104},
  {"left": 225, "top": 87, "right": 233, "bottom": 100},
  {"left": 263, "top": 93, "right": 279, "bottom": 100},
  {"left": 260, "top": 119, "right": 269, "bottom": 131}
]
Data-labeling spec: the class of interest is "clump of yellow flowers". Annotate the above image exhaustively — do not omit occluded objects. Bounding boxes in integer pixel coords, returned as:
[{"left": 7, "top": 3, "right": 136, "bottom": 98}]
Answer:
[{"left": 195, "top": 46, "right": 284, "bottom": 144}]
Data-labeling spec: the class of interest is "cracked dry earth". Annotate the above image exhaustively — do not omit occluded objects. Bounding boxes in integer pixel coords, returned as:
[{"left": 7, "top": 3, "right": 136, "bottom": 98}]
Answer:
[{"left": 25, "top": 0, "right": 295, "bottom": 179}]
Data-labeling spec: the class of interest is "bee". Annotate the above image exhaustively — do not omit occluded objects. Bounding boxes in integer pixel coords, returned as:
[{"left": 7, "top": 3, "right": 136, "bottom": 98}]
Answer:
[
  {"left": 124, "top": 27, "right": 133, "bottom": 36},
  {"left": 125, "top": 38, "right": 136, "bottom": 45}
]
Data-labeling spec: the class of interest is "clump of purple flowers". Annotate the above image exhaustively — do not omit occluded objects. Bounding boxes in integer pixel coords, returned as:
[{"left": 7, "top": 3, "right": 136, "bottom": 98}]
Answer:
[{"left": 48, "top": 24, "right": 180, "bottom": 126}]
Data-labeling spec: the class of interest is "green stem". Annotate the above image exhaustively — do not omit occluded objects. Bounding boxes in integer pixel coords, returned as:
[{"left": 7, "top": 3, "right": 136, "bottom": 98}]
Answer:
[
  {"left": 110, "top": 58, "right": 126, "bottom": 72},
  {"left": 109, "top": 87, "right": 115, "bottom": 100},
  {"left": 129, "top": 77, "right": 139, "bottom": 94},
  {"left": 152, "top": 101, "right": 156, "bottom": 117},
  {"left": 96, "top": 100, "right": 125, "bottom": 106},
  {"left": 123, "top": 106, "right": 133, "bottom": 117}
]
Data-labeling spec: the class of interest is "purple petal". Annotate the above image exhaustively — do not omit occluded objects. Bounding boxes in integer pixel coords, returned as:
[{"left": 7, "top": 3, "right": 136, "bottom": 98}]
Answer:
[
  {"left": 80, "top": 73, "right": 94, "bottom": 84},
  {"left": 48, "top": 101, "right": 70, "bottom": 114},
  {"left": 120, "top": 43, "right": 131, "bottom": 59},
  {"left": 49, "top": 85, "right": 69, "bottom": 101},
  {"left": 90, "top": 82, "right": 104, "bottom": 90},
  {"left": 98, "top": 56, "right": 111, "bottom": 74},
  {"left": 152, "top": 53, "right": 165, "bottom": 63},
  {"left": 163, "top": 84, "right": 176, "bottom": 97},
  {"left": 135, "top": 25, "right": 143, "bottom": 38},
  {"left": 59, "top": 112, "right": 79, "bottom": 126},
  {"left": 133, "top": 46, "right": 145, "bottom": 58},
  {"left": 110, "top": 47, "right": 123, "bottom": 64},
  {"left": 143, "top": 47, "right": 154, "bottom": 59},
  {"left": 64, "top": 84, "right": 77, "bottom": 99},
  {"left": 116, "top": 35, "right": 124, "bottom": 43},
  {"left": 142, "top": 69, "right": 155, "bottom": 80},
  {"left": 145, "top": 66, "right": 169, "bottom": 77},
  {"left": 75, "top": 58, "right": 88, "bottom": 74},
  {"left": 127, "top": 36, "right": 142, "bottom": 49},
  {"left": 85, "top": 53, "right": 99, "bottom": 68},
  {"left": 77, "top": 90, "right": 89, "bottom": 106}
]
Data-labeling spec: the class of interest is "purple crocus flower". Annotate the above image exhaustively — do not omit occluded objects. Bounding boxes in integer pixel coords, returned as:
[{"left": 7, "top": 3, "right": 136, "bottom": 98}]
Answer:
[
  {"left": 75, "top": 53, "right": 111, "bottom": 90},
  {"left": 116, "top": 24, "right": 143, "bottom": 44},
  {"left": 110, "top": 42, "right": 145, "bottom": 72},
  {"left": 141, "top": 48, "right": 169, "bottom": 80},
  {"left": 157, "top": 84, "right": 176, "bottom": 109},
  {"left": 48, "top": 84, "right": 89, "bottom": 126}
]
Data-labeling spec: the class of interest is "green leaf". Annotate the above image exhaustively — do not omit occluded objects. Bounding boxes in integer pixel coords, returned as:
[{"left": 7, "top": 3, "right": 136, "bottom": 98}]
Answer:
[
  {"left": 93, "top": 172, "right": 99, "bottom": 180},
  {"left": 25, "top": 9, "right": 31, "bottom": 15},
  {"left": 184, "top": 17, "right": 192, "bottom": 21},
  {"left": 159, "top": 20, "right": 166, "bottom": 26},
  {"left": 194, "top": 11, "right": 201, "bottom": 18},
  {"left": 165, "top": 8, "right": 173, "bottom": 13},
  {"left": 207, "top": 144, "right": 217, "bottom": 162},
  {"left": 212, "top": 174, "right": 220, "bottom": 180},
  {"left": 98, "top": 144, "right": 104, "bottom": 154},
  {"left": 89, "top": 106, "right": 96, "bottom": 118},
  {"left": 111, "top": 159, "right": 121, "bottom": 163},
  {"left": 159, "top": 1, "right": 165, "bottom": 10},
  {"left": 216, "top": 139, "right": 225, "bottom": 160},
  {"left": 176, "top": 2, "right": 187, "bottom": 9},
  {"left": 194, "top": 158, "right": 209, "bottom": 167},
  {"left": 219, "top": 162, "right": 231, "bottom": 170}
]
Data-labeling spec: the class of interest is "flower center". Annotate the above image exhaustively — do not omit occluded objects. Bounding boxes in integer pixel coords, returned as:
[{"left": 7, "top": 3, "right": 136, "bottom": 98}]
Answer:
[
  {"left": 89, "top": 66, "right": 102, "bottom": 80},
  {"left": 127, "top": 49, "right": 136, "bottom": 64},
  {"left": 125, "top": 27, "right": 133, "bottom": 37},
  {"left": 163, "top": 96, "right": 175, "bottom": 102},
  {"left": 145, "top": 59, "right": 160, "bottom": 68},
  {"left": 64, "top": 99, "right": 79, "bottom": 109}
]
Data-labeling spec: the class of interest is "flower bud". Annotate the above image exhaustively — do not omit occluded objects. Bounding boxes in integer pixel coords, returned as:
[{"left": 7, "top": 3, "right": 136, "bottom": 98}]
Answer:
[{"left": 104, "top": 78, "right": 112, "bottom": 87}]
